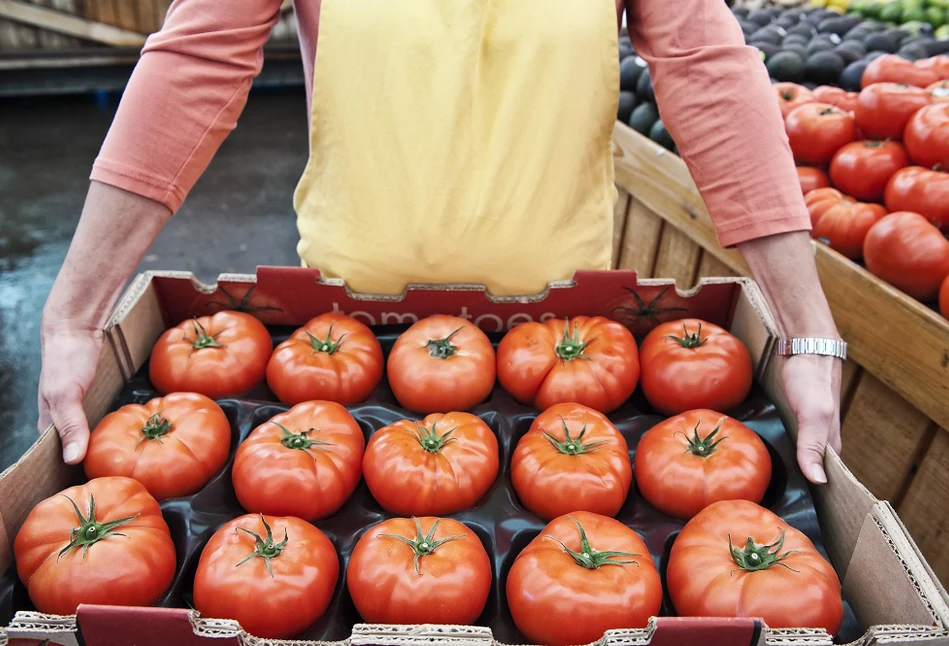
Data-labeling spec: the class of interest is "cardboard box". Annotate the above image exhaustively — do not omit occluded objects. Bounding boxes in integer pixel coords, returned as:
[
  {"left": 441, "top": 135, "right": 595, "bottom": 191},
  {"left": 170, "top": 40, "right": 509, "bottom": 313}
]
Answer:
[{"left": 1, "top": 267, "right": 947, "bottom": 646}]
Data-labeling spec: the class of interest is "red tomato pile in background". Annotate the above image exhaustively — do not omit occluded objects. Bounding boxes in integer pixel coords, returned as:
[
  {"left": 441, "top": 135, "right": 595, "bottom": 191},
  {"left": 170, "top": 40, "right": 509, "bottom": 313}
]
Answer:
[{"left": 779, "top": 55, "right": 949, "bottom": 318}]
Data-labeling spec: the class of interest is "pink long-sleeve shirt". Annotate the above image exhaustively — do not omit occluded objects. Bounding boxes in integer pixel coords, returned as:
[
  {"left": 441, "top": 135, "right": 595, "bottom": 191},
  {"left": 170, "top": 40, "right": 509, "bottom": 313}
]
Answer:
[{"left": 90, "top": 0, "right": 811, "bottom": 248}]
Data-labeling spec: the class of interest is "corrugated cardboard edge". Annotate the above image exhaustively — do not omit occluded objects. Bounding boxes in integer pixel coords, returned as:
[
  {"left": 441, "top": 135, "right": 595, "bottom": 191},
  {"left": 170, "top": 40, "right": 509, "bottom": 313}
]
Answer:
[{"left": 6, "top": 612, "right": 79, "bottom": 646}]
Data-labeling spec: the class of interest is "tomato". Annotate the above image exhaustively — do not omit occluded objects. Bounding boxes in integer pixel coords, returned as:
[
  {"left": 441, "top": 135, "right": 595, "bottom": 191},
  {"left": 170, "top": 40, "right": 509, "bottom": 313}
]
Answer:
[
  {"left": 805, "top": 187, "right": 846, "bottom": 226},
  {"left": 667, "top": 500, "right": 843, "bottom": 634},
  {"left": 812, "top": 199, "right": 888, "bottom": 260},
  {"left": 639, "top": 319, "right": 753, "bottom": 416},
  {"left": 812, "top": 85, "right": 858, "bottom": 113},
  {"left": 511, "top": 403, "right": 631, "bottom": 520},
  {"left": 863, "top": 212, "right": 949, "bottom": 302},
  {"left": 940, "top": 274, "right": 949, "bottom": 319},
  {"left": 149, "top": 311, "right": 272, "bottom": 399},
  {"left": 854, "top": 83, "right": 932, "bottom": 140},
  {"left": 829, "top": 140, "right": 909, "bottom": 202},
  {"left": 862, "top": 54, "right": 940, "bottom": 89},
  {"left": 363, "top": 412, "right": 498, "bottom": 515},
  {"left": 885, "top": 166, "right": 949, "bottom": 230},
  {"left": 775, "top": 82, "right": 814, "bottom": 118},
  {"left": 346, "top": 517, "right": 491, "bottom": 624},
  {"left": 916, "top": 55, "right": 949, "bottom": 82},
  {"left": 785, "top": 103, "right": 857, "bottom": 166},
  {"left": 606, "top": 286, "right": 691, "bottom": 336},
  {"left": 84, "top": 392, "right": 231, "bottom": 500},
  {"left": 496, "top": 316, "right": 639, "bottom": 413},
  {"left": 14, "top": 476, "right": 176, "bottom": 616},
  {"left": 266, "top": 312, "right": 383, "bottom": 405},
  {"left": 797, "top": 167, "right": 831, "bottom": 195},
  {"left": 232, "top": 401, "right": 365, "bottom": 521},
  {"left": 193, "top": 514, "right": 338, "bottom": 639},
  {"left": 928, "top": 80, "right": 949, "bottom": 104},
  {"left": 387, "top": 315, "right": 496, "bottom": 413},
  {"left": 634, "top": 410, "right": 772, "bottom": 520},
  {"left": 506, "top": 512, "right": 662, "bottom": 646},
  {"left": 189, "top": 283, "right": 290, "bottom": 325},
  {"left": 904, "top": 103, "right": 949, "bottom": 170}
]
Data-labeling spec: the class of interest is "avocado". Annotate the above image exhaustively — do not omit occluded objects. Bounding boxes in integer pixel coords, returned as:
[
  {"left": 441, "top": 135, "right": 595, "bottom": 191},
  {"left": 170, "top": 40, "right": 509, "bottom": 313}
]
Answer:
[
  {"left": 818, "top": 15, "right": 862, "bottom": 34},
  {"left": 924, "top": 39, "right": 949, "bottom": 54},
  {"left": 783, "top": 44, "right": 810, "bottom": 59},
  {"left": 883, "top": 27, "right": 910, "bottom": 40},
  {"left": 748, "top": 9, "right": 774, "bottom": 25},
  {"left": 636, "top": 68, "right": 655, "bottom": 104},
  {"left": 787, "top": 23, "right": 816, "bottom": 37},
  {"left": 619, "top": 45, "right": 634, "bottom": 62},
  {"left": 897, "top": 43, "right": 929, "bottom": 59},
  {"left": 732, "top": 5, "right": 750, "bottom": 18},
  {"left": 620, "top": 56, "right": 647, "bottom": 91},
  {"left": 617, "top": 91, "right": 638, "bottom": 123},
  {"left": 767, "top": 50, "right": 808, "bottom": 82},
  {"left": 864, "top": 32, "right": 900, "bottom": 51},
  {"left": 649, "top": 119, "right": 676, "bottom": 152},
  {"left": 807, "top": 50, "right": 847, "bottom": 84},
  {"left": 628, "top": 102, "right": 660, "bottom": 136},
  {"left": 807, "top": 36, "right": 839, "bottom": 54},
  {"left": 754, "top": 43, "right": 782, "bottom": 60},
  {"left": 739, "top": 20, "right": 759, "bottom": 36},
  {"left": 776, "top": 16, "right": 799, "bottom": 29},
  {"left": 751, "top": 29, "right": 784, "bottom": 45},
  {"left": 840, "top": 59, "right": 869, "bottom": 90},
  {"left": 838, "top": 38, "right": 867, "bottom": 54},
  {"left": 834, "top": 44, "right": 865, "bottom": 63}
]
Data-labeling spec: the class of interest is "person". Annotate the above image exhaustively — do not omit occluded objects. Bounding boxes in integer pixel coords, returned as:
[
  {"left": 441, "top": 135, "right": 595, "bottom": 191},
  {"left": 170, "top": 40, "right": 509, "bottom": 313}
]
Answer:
[{"left": 38, "top": 0, "right": 844, "bottom": 484}]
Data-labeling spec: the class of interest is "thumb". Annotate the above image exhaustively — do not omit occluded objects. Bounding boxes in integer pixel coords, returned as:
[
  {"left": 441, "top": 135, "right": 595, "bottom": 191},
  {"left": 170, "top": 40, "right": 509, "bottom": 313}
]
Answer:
[
  {"left": 48, "top": 396, "right": 91, "bottom": 465},
  {"left": 797, "top": 422, "right": 829, "bottom": 485}
]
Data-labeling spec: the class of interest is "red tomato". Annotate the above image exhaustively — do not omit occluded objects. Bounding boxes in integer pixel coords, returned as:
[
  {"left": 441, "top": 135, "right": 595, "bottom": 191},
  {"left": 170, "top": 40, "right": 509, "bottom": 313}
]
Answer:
[
  {"left": 149, "top": 311, "right": 272, "bottom": 399},
  {"left": 266, "top": 312, "right": 383, "bottom": 405},
  {"left": 862, "top": 54, "right": 940, "bottom": 89},
  {"left": 606, "top": 286, "right": 692, "bottom": 337},
  {"left": 194, "top": 514, "right": 338, "bottom": 639},
  {"left": 928, "top": 80, "right": 949, "bottom": 104},
  {"left": 189, "top": 283, "right": 290, "bottom": 325},
  {"left": 363, "top": 412, "right": 499, "bottom": 515},
  {"left": 916, "top": 55, "right": 949, "bottom": 81},
  {"left": 387, "top": 315, "right": 496, "bottom": 413},
  {"left": 805, "top": 187, "right": 847, "bottom": 226},
  {"left": 639, "top": 319, "right": 753, "bottom": 416},
  {"left": 667, "top": 500, "right": 843, "bottom": 634},
  {"left": 812, "top": 199, "right": 888, "bottom": 259},
  {"left": 84, "top": 392, "right": 230, "bottom": 500},
  {"left": 885, "top": 166, "right": 949, "bottom": 230},
  {"left": 786, "top": 103, "right": 857, "bottom": 165},
  {"left": 496, "top": 317, "right": 639, "bottom": 413},
  {"left": 511, "top": 403, "right": 631, "bottom": 520},
  {"left": 14, "top": 476, "right": 176, "bottom": 615},
  {"left": 904, "top": 103, "right": 949, "bottom": 170},
  {"left": 797, "top": 167, "right": 831, "bottom": 195},
  {"left": 346, "top": 517, "right": 491, "bottom": 624},
  {"left": 812, "top": 85, "right": 858, "bottom": 113},
  {"left": 775, "top": 82, "right": 814, "bottom": 118},
  {"left": 855, "top": 83, "right": 932, "bottom": 140},
  {"left": 864, "top": 212, "right": 949, "bottom": 302},
  {"left": 940, "top": 274, "right": 949, "bottom": 319},
  {"left": 829, "top": 140, "right": 909, "bottom": 202},
  {"left": 634, "top": 410, "right": 772, "bottom": 520},
  {"left": 506, "top": 512, "right": 662, "bottom": 646},
  {"left": 232, "top": 401, "right": 365, "bottom": 521}
]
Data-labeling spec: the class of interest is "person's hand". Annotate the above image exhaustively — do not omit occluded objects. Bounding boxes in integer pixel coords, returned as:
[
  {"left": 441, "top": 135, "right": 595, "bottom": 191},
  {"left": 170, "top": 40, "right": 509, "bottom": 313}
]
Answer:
[
  {"left": 37, "top": 323, "right": 104, "bottom": 464},
  {"left": 780, "top": 353, "right": 843, "bottom": 485}
]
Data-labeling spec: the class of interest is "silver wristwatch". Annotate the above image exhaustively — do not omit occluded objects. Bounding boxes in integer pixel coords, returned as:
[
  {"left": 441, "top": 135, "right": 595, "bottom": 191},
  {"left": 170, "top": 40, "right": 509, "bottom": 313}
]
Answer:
[{"left": 776, "top": 337, "right": 848, "bottom": 361}]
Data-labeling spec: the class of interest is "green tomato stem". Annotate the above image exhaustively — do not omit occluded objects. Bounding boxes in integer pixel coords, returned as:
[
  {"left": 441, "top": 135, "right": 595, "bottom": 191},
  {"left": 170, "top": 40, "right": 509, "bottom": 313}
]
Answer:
[
  {"left": 235, "top": 514, "right": 289, "bottom": 578},
  {"left": 555, "top": 319, "right": 595, "bottom": 361},
  {"left": 728, "top": 529, "right": 800, "bottom": 573},
  {"left": 275, "top": 422, "right": 335, "bottom": 453},
  {"left": 304, "top": 323, "right": 347, "bottom": 354},
  {"left": 378, "top": 518, "right": 465, "bottom": 575},
  {"left": 425, "top": 327, "right": 463, "bottom": 359},
  {"left": 544, "top": 516, "right": 641, "bottom": 570},
  {"left": 543, "top": 417, "right": 609, "bottom": 455},
  {"left": 665, "top": 321, "right": 705, "bottom": 349},
  {"left": 675, "top": 417, "right": 730, "bottom": 458},
  {"left": 57, "top": 494, "right": 140, "bottom": 560},
  {"left": 183, "top": 318, "right": 224, "bottom": 350},
  {"left": 413, "top": 421, "right": 458, "bottom": 454}
]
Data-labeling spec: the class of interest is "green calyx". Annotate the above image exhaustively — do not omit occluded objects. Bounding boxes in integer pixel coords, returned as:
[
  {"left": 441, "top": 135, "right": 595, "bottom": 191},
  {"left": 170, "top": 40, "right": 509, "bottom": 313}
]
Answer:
[
  {"left": 413, "top": 421, "right": 457, "bottom": 454},
  {"left": 555, "top": 319, "right": 594, "bottom": 361},
  {"left": 543, "top": 417, "right": 608, "bottom": 456},
  {"left": 425, "top": 327, "right": 462, "bottom": 359},
  {"left": 235, "top": 514, "right": 289, "bottom": 578},
  {"left": 275, "top": 422, "right": 335, "bottom": 453},
  {"left": 57, "top": 494, "right": 139, "bottom": 560},
  {"left": 611, "top": 286, "right": 688, "bottom": 327},
  {"left": 204, "top": 284, "right": 283, "bottom": 317},
  {"left": 545, "top": 516, "right": 641, "bottom": 570},
  {"left": 678, "top": 418, "right": 729, "bottom": 458},
  {"left": 728, "top": 529, "right": 800, "bottom": 573},
  {"left": 183, "top": 318, "right": 224, "bottom": 350},
  {"left": 137, "top": 411, "right": 172, "bottom": 448},
  {"left": 305, "top": 323, "right": 347, "bottom": 355},
  {"left": 378, "top": 518, "right": 464, "bottom": 575},
  {"left": 666, "top": 321, "right": 705, "bottom": 349}
]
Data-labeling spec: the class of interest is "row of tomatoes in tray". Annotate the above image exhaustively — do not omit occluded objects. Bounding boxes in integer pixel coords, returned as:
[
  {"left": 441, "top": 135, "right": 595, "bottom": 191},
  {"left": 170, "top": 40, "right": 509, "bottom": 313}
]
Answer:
[{"left": 148, "top": 309, "right": 755, "bottom": 417}]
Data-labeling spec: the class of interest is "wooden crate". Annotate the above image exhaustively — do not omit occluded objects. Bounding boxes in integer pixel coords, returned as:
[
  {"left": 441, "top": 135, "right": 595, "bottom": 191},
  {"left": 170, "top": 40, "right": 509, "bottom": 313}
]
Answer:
[{"left": 610, "top": 121, "right": 949, "bottom": 586}]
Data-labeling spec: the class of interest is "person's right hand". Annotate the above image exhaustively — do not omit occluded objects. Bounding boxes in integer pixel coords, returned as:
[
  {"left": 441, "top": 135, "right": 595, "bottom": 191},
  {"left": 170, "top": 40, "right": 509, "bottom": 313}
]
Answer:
[{"left": 37, "top": 323, "right": 104, "bottom": 464}]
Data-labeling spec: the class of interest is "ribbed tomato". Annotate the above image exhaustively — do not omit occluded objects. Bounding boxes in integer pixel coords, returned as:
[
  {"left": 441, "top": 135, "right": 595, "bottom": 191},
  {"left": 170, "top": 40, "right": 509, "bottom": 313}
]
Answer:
[
  {"left": 829, "top": 140, "right": 908, "bottom": 202},
  {"left": 805, "top": 187, "right": 847, "bottom": 226},
  {"left": 855, "top": 83, "right": 932, "bottom": 141},
  {"left": 667, "top": 500, "right": 843, "bottom": 634},
  {"left": 812, "top": 85, "right": 858, "bottom": 113},
  {"left": 863, "top": 212, "right": 949, "bottom": 302},
  {"left": 84, "top": 392, "right": 231, "bottom": 500},
  {"left": 885, "top": 166, "right": 949, "bottom": 230},
  {"left": 506, "top": 512, "right": 662, "bottom": 646},
  {"left": 363, "top": 412, "right": 499, "bottom": 515},
  {"left": 812, "top": 198, "right": 888, "bottom": 260},
  {"left": 785, "top": 103, "right": 856, "bottom": 165},
  {"left": 232, "top": 401, "right": 365, "bottom": 521},
  {"left": 496, "top": 316, "right": 639, "bottom": 413},
  {"left": 775, "top": 82, "right": 814, "bottom": 118},
  {"left": 511, "top": 403, "right": 631, "bottom": 520},
  {"left": 904, "top": 103, "right": 949, "bottom": 170},
  {"left": 797, "top": 167, "right": 831, "bottom": 195},
  {"left": 861, "top": 54, "right": 940, "bottom": 88}
]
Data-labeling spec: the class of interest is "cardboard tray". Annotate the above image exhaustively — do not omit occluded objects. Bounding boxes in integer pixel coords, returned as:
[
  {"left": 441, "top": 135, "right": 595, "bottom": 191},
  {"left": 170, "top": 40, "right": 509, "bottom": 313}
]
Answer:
[{"left": 1, "top": 267, "right": 948, "bottom": 646}]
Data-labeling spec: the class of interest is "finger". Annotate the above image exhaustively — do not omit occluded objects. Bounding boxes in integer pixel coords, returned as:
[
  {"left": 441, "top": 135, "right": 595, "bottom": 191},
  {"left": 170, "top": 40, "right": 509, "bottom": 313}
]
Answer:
[
  {"left": 797, "top": 421, "right": 829, "bottom": 485},
  {"left": 37, "top": 388, "right": 52, "bottom": 435},
  {"left": 829, "top": 419, "right": 842, "bottom": 455},
  {"left": 47, "top": 394, "right": 91, "bottom": 464}
]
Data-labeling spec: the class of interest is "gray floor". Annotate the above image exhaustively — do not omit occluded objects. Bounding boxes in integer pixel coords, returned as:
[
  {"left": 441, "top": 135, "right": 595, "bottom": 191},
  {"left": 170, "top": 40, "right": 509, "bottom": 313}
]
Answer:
[{"left": 0, "top": 88, "right": 309, "bottom": 470}]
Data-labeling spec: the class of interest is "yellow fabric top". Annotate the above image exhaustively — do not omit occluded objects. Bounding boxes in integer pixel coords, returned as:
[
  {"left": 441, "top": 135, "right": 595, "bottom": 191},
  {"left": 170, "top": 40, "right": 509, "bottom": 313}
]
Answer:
[{"left": 293, "top": 0, "right": 620, "bottom": 296}]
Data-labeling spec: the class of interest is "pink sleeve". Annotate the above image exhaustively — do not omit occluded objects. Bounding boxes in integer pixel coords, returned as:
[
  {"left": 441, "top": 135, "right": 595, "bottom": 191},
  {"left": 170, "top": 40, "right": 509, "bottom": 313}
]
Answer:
[
  {"left": 90, "top": 0, "right": 283, "bottom": 212},
  {"left": 625, "top": 0, "right": 812, "bottom": 247}
]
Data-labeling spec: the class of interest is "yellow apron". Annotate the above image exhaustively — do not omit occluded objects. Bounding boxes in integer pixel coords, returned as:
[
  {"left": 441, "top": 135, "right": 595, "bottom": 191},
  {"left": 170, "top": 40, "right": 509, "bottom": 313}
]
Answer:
[{"left": 293, "top": 0, "right": 619, "bottom": 296}]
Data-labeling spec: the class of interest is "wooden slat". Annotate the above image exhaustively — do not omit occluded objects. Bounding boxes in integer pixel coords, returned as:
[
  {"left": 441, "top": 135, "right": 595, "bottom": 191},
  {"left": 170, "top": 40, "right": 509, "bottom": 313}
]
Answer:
[
  {"left": 612, "top": 189, "right": 631, "bottom": 269},
  {"left": 617, "top": 198, "right": 663, "bottom": 276},
  {"left": 94, "top": 0, "right": 117, "bottom": 27},
  {"left": 0, "top": 0, "right": 145, "bottom": 45},
  {"left": 113, "top": 0, "right": 138, "bottom": 32},
  {"left": 839, "top": 375, "right": 934, "bottom": 502},
  {"left": 695, "top": 251, "right": 737, "bottom": 280},
  {"left": 33, "top": 0, "right": 65, "bottom": 48},
  {"left": 652, "top": 225, "right": 702, "bottom": 287},
  {"left": 898, "top": 429, "right": 949, "bottom": 585},
  {"left": 0, "top": 12, "right": 38, "bottom": 48},
  {"left": 134, "top": 0, "right": 158, "bottom": 33}
]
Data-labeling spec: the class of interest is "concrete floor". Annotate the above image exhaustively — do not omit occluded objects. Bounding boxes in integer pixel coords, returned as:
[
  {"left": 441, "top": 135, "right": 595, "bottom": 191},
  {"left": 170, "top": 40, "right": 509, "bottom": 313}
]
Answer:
[{"left": 0, "top": 88, "right": 309, "bottom": 470}]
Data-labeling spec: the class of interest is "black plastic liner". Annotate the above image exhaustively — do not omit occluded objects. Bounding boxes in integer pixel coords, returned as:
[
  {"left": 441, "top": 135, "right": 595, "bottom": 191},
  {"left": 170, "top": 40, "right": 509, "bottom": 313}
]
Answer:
[{"left": 1, "top": 324, "right": 861, "bottom": 643}]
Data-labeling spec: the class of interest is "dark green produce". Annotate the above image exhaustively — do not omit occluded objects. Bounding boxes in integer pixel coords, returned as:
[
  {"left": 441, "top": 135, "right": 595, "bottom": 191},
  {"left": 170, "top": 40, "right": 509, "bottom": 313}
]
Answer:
[
  {"left": 617, "top": 91, "right": 638, "bottom": 124},
  {"left": 808, "top": 35, "right": 840, "bottom": 55},
  {"left": 863, "top": 32, "right": 900, "bottom": 53},
  {"left": 755, "top": 43, "right": 782, "bottom": 61},
  {"left": 818, "top": 15, "right": 862, "bottom": 35},
  {"left": 739, "top": 20, "right": 759, "bottom": 36},
  {"left": 751, "top": 29, "right": 784, "bottom": 45},
  {"left": 620, "top": 56, "right": 647, "bottom": 91},
  {"left": 898, "top": 43, "right": 930, "bottom": 60},
  {"left": 636, "top": 68, "right": 655, "bottom": 104},
  {"left": 925, "top": 40, "right": 949, "bottom": 56},
  {"left": 787, "top": 23, "right": 816, "bottom": 38},
  {"left": 767, "top": 50, "right": 807, "bottom": 82},
  {"left": 807, "top": 51, "right": 847, "bottom": 84},
  {"left": 839, "top": 59, "right": 869, "bottom": 91},
  {"left": 748, "top": 9, "right": 774, "bottom": 25},
  {"left": 628, "top": 103, "right": 660, "bottom": 136},
  {"left": 649, "top": 119, "right": 676, "bottom": 152},
  {"left": 835, "top": 43, "right": 866, "bottom": 64},
  {"left": 732, "top": 5, "right": 749, "bottom": 18}
]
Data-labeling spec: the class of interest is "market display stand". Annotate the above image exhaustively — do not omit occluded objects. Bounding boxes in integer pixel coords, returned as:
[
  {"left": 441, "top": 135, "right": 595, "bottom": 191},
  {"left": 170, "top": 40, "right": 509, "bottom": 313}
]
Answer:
[{"left": 610, "top": 120, "right": 949, "bottom": 587}]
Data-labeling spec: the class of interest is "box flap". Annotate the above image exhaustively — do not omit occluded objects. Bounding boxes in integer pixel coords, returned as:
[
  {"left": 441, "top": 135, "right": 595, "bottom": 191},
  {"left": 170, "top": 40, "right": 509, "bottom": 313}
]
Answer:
[
  {"left": 77, "top": 606, "right": 240, "bottom": 646},
  {"left": 7, "top": 612, "right": 79, "bottom": 646}
]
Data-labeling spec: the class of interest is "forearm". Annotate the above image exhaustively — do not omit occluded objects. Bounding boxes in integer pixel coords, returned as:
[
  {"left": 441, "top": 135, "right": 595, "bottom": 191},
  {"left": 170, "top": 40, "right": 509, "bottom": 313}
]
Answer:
[{"left": 42, "top": 181, "right": 170, "bottom": 332}]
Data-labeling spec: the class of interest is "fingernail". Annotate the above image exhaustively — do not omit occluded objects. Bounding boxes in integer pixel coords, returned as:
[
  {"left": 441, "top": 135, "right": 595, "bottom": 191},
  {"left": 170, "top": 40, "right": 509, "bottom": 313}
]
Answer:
[
  {"left": 63, "top": 443, "right": 80, "bottom": 463},
  {"left": 810, "top": 465, "right": 828, "bottom": 484}
]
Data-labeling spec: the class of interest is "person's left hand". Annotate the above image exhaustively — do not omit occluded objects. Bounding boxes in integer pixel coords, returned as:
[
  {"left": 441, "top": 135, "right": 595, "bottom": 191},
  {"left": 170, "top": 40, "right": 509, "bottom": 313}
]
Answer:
[{"left": 780, "top": 353, "right": 843, "bottom": 485}]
